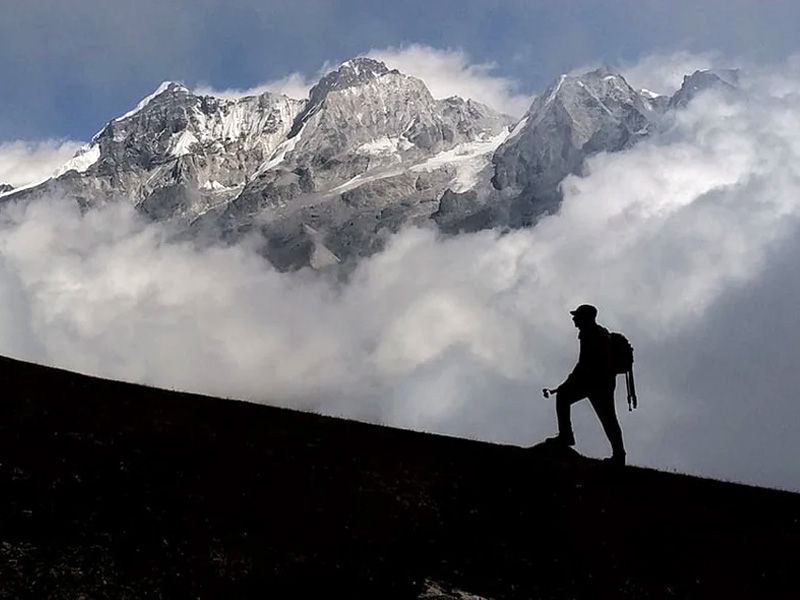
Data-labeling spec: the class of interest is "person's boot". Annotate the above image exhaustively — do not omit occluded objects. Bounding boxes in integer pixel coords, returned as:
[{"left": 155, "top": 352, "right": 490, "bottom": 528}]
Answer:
[
  {"left": 544, "top": 432, "right": 575, "bottom": 447},
  {"left": 602, "top": 452, "right": 626, "bottom": 467}
]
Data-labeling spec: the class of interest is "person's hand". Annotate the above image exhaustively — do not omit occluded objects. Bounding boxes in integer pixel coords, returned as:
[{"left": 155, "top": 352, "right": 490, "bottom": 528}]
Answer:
[{"left": 542, "top": 388, "right": 558, "bottom": 398}]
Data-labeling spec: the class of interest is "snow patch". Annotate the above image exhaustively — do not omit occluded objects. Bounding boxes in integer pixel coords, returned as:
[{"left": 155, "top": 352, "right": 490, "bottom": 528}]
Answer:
[
  {"left": 544, "top": 75, "right": 567, "bottom": 106},
  {"left": 0, "top": 180, "right": 35, "bottom": 198},
  {"left": 410, "top": 129, "right": 509, "bottom": 192},
  {"left": 200, "top": 180, "right": 229, "bottom": 191},
  {"left": 303, "top": 224, "right": 341, "bottom": 270},
  {"left": 255, "top": 123, "right": 306, "bottom": 174},
  {"left": 326, "top": 169, "right": 399, "bottom": 196},
  {"left": 341, "top": 59, "right": 361, "bottom": 77},
  {"left": 507, "top": 116, "right": 528, "bottom": 141},
  {"left": 170, "top": 130, "right": 198, "bottom": 157},
  {"left": 640, "top": 88, "right": 661, "bottom": 99},
  {"left": 185, "top": 95, "right": 302, "bottom": 161},
  {"left": 577, "top": 81, "right": 614, "bottom": 116},
  {"left": 328, "top": 130, "right": 509, "bottom": 198},
  {"left": 53, "top": 144, "right": 101, "bottom": 177},
  {"left": 356, "top": 136, "right": 414, "bottom": 156}
]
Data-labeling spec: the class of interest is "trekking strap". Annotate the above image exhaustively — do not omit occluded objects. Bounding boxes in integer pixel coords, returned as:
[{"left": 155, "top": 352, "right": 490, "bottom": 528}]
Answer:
[{"left": 625, "top": 369, "right": 638, "bottom": 411}]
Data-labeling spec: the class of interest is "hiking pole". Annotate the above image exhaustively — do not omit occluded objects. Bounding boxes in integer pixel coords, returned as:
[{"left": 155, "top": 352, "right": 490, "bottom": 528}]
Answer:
[
  {"left": 625, "top": 370, "right": 638, "bottom": 411},
  {"left": 625, "top": 371, "right": 632, "bottom": 410}
]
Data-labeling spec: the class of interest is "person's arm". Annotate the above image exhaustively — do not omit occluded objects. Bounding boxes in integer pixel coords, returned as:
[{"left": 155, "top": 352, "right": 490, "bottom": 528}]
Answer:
[
  {"left": 556, "top": 333, "right": 585, "bottom": 391},
  {"left": 555, "top": 372, "right": 573, "bottom": 393},
  {"left": 556, "top": 359, "right": 582, "bottom": 392}
]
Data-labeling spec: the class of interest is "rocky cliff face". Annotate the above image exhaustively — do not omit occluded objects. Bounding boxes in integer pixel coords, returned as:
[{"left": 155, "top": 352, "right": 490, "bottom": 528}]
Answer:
[{"left": 2, "top": 62, "right": 734, "bottom": 270}]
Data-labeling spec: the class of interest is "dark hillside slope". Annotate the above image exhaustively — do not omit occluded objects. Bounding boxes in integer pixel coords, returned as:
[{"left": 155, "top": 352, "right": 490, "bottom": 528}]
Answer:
[{"left": 0, "top": 354, "right": 797, "bottom": 599}]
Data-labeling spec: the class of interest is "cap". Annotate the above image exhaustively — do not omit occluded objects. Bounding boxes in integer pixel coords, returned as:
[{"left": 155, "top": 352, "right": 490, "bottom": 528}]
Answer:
[{"left": 570, "top": 304, "right": 597, "bottom": 319}]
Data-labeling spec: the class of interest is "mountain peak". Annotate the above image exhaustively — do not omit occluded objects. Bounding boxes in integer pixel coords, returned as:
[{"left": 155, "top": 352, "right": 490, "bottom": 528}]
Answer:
[
  {"left": 669, "top": 68, "right": 739, "bottom": 108},
  {"left": 528, "top": 68, "right": 639, "bottom": 117},
  {"left": 287, "top": 58, "right": 402, "bottom": 138},
  {"left": 310, "top": 57, "right": 393, "bottom": 99},
  {"left": 684, "top": 68, "right": 740, "bottom": 87},
  {"left": 338, "top": 57, "right": 391, "bottom": 78},
  {"left": 491, "top": 67, "right": 653, "bottom": 199},
  {"left": 114, "top": 80, "right": 191, "bottom": 122},
  {"left": 574, "top": 67, "right": 632, "bottom": 90},
  {"left": 583, "top": 65, "right": 618, "bottom": 79},
  {"left": 157, "top": 80, "right": 190, "bottom": 93}
]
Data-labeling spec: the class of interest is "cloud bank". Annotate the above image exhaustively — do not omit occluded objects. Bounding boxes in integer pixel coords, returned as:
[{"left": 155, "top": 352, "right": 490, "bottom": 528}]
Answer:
[
  {"left": 0, "top": 140, "right": 84, "bottom": 188},
  {"left": 2, "top": 56, "right": 800, "bottom": 491}
]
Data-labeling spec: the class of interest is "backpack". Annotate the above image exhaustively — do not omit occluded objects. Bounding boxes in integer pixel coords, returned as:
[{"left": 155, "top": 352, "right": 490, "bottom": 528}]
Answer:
[{"left": 609, "top": 332, "right": 638, "bottom": 411}]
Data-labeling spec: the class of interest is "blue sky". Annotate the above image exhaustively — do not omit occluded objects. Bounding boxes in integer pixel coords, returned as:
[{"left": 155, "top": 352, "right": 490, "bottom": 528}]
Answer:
[{"left": 2, "top": 0, "right": 800, "bottom": 141}]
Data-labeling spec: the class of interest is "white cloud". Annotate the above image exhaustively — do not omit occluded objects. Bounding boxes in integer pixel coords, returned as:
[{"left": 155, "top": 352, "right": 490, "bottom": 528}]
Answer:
[
  {"left": 193, "top": 72, "right": 314, "bottom": 101},
  {"left": 0, "top": 140, "right": 85, "bottom": 188},
  {"left": 367, "top": 44, "right": 532, "bottom": 117},
  {"left": 2, "top": 60, "right": 800, "bottom": 490}
]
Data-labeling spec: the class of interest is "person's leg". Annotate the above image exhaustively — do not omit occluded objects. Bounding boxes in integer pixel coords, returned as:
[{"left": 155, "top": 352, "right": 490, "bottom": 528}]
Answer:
[
  {"left": 589, "top": 387, "right": 625, "bottom": 460},
  {"left": 552, "top": 385, "right": 586, "bottom": 444}
]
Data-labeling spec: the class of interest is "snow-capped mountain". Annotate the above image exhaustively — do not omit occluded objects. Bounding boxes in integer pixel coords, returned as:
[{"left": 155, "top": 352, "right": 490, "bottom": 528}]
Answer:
[
  {"left": 2, "top": 60, "right": 736, "bottom": 270},
  {"left": 486, "top": 68, "right": 662, "bottom": 226},
  {"left": 435, "top": 66, "right": 737, "bottom": 233},
  {"left": 215, "top": 58, "right": 513, "bottom": 269},
  {"left": 11, "top": 81, "right": 304, "bottom": 219}
]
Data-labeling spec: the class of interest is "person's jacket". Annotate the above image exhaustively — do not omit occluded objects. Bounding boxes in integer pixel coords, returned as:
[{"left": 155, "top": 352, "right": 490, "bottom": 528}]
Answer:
[{"left": 558, "top": 323, "right": 614, "bottom": 390}]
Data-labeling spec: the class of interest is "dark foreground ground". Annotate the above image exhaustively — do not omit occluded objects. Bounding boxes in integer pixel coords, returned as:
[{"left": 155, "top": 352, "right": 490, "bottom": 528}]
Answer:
[{"left": 0, "top": 355, "right": 798, "bottom": 599}]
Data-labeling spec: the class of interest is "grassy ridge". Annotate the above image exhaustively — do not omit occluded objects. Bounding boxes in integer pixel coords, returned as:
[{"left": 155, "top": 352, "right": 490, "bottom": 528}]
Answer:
[{"left": 0, "top": 355, "right": 797, "bottom": 598}]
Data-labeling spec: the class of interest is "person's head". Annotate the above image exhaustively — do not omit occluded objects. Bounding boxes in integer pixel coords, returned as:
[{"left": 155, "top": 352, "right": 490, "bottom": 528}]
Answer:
[{"left": 570, "top": 304, "right": 597, "bottom": 330}]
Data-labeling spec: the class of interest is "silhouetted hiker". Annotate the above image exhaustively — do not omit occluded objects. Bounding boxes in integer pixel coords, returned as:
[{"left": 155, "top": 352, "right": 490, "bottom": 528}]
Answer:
[{"left": 543, "top": 304, "right": 626, "bottom": 466}]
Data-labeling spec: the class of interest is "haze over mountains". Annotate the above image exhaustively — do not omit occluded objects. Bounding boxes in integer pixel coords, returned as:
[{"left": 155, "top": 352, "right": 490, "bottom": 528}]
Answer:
[{"left": 1, "top": 58, "right": 736, "bottom": 270}]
